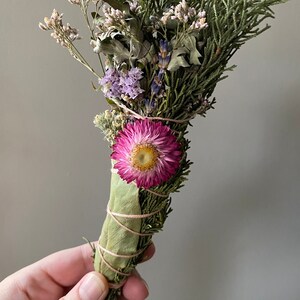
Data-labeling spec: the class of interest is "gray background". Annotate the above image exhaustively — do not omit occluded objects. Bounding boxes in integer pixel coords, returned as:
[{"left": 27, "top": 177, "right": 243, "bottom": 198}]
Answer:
[{"left": 1, "top": 1, "right": 300, "bottom": 299}]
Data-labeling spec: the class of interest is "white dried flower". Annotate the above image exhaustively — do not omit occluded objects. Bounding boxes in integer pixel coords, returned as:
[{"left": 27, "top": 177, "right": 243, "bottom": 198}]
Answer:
[
  {"left": 93, "top": 5, "right": 130, "bottom": 41},
  {"left": 161, "top": 1, "right": 208, "bottom": 31},
  {"left": 190, "top": 18, "right": 207, "bottom": 30},
  {"left": 181, "top": 0, "right": 188, "bottom": 10},
  {"left": 49, "top": 24, "right": 80, "bottom": 47},
  {"left": 63, "top": 23, "right": 81, "bottom": 41},
  {"left": 198, "top": 11, "right": 206, "bottom": 18},
  {"left": 173, "top": 2, "right": 186, "bottom": 22},
  {"left": 94, "top": 110, "right": 127, "bottom": 144},
  {"left": 50, "top": 32, "right": 63, "bottom": 46},
  {"left": 189, "top": 11, "right": 208, "bottom": 31},
  {"left": 128, "top": 0, "right": 141, "bottom": 13},
  {"left": 102, "top": 5, "right": 126, "bottom": 27},
  {"left": 161, "top": 9, "right": 174, "bottom": 25},
  {"left": 68, "top": 0, "right": 81, "bottom": 5},
  {"left": 39, "top": 9, "right": 63, "bottom": 30},
  {"left": 93, "top": 114, "right": 102, "bottom": 126},
  {"left": 38, "top": 22, "right": 48, "bottom": 31},
  {"left": 39, "top": 9, "right": 81, "bottom": 47},
  {"left": 49, "top": 9, "right": 63, "bottom": 27},
  {"left": 90, "top": 39, "right": 101, "bottom": 53}
]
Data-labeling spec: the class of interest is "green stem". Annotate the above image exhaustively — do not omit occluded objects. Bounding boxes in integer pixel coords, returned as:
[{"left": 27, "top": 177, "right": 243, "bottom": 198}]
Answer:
[{"left": 80, "top": 0, "right": 105, "bottom": 74}]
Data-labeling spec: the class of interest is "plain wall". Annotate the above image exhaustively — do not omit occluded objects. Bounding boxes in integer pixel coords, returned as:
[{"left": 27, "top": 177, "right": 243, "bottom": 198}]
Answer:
[{"left": 1, "top": 1, "right": 300, "bottom": 299}]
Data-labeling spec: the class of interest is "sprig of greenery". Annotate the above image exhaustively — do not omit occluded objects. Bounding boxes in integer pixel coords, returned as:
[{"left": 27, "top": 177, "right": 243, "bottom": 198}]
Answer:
[
  {"left": 40, "top": 1, "right": 286, "bottom": 299},
  {"left": 148, "top": 0, "right": 286, "bottom": 122},
  {"left": 79, "top": 0, "right": 105, "bottom": 72}
]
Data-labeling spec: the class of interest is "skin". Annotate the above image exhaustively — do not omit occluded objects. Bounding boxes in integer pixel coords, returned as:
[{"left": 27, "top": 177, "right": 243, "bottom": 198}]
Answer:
[{"left": 0, "top": 243, "right": 155, "bottom": 300}]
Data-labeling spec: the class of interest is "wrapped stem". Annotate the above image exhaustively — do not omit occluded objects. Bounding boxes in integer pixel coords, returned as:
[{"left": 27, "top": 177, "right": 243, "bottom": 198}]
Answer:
[
  {"left": 94, "top": 161, "right": 176, "bottom": 299},
  {"left": 94, "top": 162, "right": 141, "bottom": 280}
]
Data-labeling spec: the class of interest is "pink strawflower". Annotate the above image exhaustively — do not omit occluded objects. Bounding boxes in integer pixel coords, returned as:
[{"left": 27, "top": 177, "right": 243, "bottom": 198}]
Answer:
[{"left": 111, "top": 119, "right": 181, "bottom": 189}]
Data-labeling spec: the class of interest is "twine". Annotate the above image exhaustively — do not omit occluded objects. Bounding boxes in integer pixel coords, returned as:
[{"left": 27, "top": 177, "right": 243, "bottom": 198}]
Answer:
[
  {"left": 146, "top": 189, "right": 169, "bottom": 198},
  {"left": 96, "top": 243, "right": 147, "bottom": 290},
  {"left": 97, "top": 246, "right": 131, "bottom": 277},
  {"left": 97, "top": 205, "right": 162, "bottom": 282},
  {"left": 147, "top": 115, "right": 195, "bottom": 124},
  {"left": 97, "top": 242, "right": 150, "bottom": 289},
  {"left": 96, "top": 243, "right": 146, "bottom": 278},
  {"left": 106, "top": 206, "right": 155, "bottom": 237},
  {"left": 98, "top": 244, "right": 145, "bottom": 259},
  {"left": 99, "top": 170, "right": 169, "bottom": 286},
  {"left": 107, "top": 205, "right": 162, "bottom": 219},
  {"left": 115, "top": 100, "right": 196, "bottom": 124}
]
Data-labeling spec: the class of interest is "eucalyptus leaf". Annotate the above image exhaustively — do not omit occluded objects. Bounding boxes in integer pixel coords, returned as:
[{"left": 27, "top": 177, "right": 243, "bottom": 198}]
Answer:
[
  {"left": 98, "top": 30, "right": 122, "bottom": 41},
  {"left": 94, "top": 162, "right": 141, "bottom": 282},
  {"left": 136, "top": 41, "right": 153, "bottom": 66},
  {"left": 99, "top": 39, "right": 130, "bottom": 64},
  {"left": 127, "top": 18, "right": 143, "bottom": 43},
  {"left": 130, "top": 39, "right": 141, "bottom": 59},
  {"left": 167, "top": 48, "right": 190, "bottom": 72},
  {"left": 183, "top": 35, "right": 202, "bottom": 65}
]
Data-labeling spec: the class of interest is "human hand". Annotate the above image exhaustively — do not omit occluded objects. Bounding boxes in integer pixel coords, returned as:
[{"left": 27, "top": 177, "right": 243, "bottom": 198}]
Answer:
[{"left": 0, "top": 242, "right": 155, "bottom": 300}]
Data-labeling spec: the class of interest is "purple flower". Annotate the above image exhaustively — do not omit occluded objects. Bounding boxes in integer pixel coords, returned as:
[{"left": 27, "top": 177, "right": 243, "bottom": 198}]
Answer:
[
  {"left": 100, "top": 68, "right": 121, "bottom": 98},
  {"left": 144, "top": 98, "right": 156, "bottom": 114},
  {"left": 151, "top": 69, "right": 164, "bottom": 95},
  {"left": 120, "top": 68, "right": 144, "bottom": 99},
  {"left": 127, "top": 67, "right": 143, "bottom": 81},
  {"left": 122, "top": 84, "right": 144, "bottom": 99},
  {"left": 100, "top": 67, "right": 144, "bottom": 100},
  {"left": 111, "top": 119, "right": 181, "bottom": 189},
  {"left": 158, "top": 40, "right": 171, "bottom": 69}
]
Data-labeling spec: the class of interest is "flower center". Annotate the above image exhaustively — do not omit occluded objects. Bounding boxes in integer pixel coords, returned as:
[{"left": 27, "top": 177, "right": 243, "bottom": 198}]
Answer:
[{"left": 130, "top": 143, "right": 159, "bottom": 171}]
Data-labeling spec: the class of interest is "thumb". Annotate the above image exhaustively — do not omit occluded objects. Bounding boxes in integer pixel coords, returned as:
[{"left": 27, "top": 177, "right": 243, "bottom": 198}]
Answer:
[{"left": 61, "top": 272, "right": 109, "bottom": 300}]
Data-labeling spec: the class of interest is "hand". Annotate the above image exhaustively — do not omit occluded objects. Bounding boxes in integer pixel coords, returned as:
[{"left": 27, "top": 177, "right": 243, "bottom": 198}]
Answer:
[{"left": 0, "top": 242, "right": 155, "bottom": 300}]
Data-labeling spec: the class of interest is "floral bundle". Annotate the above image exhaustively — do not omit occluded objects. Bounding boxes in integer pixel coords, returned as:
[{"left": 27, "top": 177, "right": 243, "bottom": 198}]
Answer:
[{"left": 39, "top": 0, "right": 285, "bottom": 298}]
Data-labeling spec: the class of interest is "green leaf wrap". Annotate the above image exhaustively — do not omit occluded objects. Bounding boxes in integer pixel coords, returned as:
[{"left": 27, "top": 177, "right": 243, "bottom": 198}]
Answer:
[{"left": 94, "top": 161, "right": 141, "bottom": 282}]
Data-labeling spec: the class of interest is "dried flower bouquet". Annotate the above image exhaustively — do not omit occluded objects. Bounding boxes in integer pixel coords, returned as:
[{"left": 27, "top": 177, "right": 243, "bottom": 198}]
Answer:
[{"left": 40, "top": 0, "right": 285, "bottom": 298}]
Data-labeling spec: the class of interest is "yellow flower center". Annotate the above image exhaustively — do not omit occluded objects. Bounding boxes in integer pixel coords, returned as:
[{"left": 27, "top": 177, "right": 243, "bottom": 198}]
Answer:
[{"left": 130, "top": 143, "right": 159, "bottom": 171}]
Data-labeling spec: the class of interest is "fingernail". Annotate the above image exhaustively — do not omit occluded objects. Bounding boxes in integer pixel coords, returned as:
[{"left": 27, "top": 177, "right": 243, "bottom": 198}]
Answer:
[
  {"left": 79, "top": 273, "right": 108, "bottom": 300},
  {"left": 141, "top": 255, "right": 149, "bottom": 262}
]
